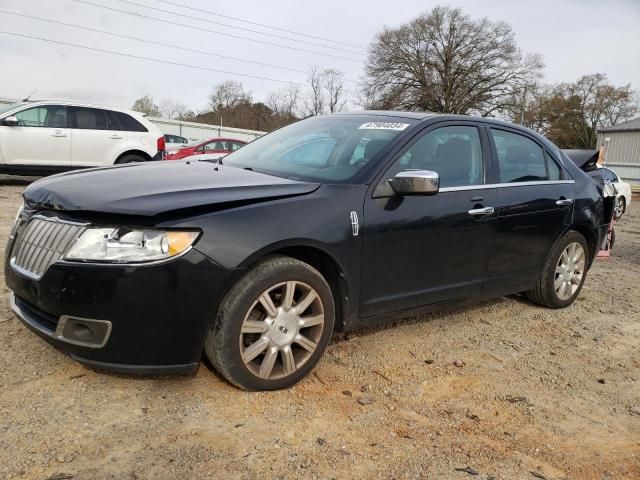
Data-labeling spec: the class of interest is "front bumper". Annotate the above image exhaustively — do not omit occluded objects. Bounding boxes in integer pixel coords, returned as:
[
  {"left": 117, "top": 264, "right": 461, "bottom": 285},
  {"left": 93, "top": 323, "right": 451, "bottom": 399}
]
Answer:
[{"left": 5, "top": 247, "right": 241, "bottom": 374}]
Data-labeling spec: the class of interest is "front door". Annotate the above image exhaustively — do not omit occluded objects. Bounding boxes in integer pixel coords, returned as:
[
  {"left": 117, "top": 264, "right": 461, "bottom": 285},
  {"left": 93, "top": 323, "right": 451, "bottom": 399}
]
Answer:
[
  {"left": 360, "top": 123, "right": 498, "bottom": 317},
  {"left": 0, "top": 105, "right": 71, "bottom": 168}
]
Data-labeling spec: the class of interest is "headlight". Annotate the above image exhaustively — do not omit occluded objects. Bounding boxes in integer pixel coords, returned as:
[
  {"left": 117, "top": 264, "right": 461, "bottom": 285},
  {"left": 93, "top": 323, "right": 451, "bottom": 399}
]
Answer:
[
  {"left": 64, "top": 227, "right": 199, "bottom": 263},
  {"left": 9, "top": 205, "right": 24, "bottom": 240}
]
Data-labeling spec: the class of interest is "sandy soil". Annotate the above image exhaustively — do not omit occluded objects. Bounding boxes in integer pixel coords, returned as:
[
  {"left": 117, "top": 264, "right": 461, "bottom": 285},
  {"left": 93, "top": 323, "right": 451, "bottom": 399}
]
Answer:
[{"left": 1, "top": 177, "right": 639, "bottom": 480}]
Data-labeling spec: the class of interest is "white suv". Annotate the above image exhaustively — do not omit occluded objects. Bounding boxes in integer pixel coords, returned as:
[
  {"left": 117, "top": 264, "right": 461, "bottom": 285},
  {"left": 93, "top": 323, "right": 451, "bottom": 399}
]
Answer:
[{"left": 0, "top": 101, "right": 165, "bottom": 175}]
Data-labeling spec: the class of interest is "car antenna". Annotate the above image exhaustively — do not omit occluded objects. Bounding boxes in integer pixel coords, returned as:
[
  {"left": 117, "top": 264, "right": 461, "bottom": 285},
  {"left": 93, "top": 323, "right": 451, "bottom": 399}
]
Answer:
[{"left": 22, "top": 89, "right": 38, "bottom": 102}]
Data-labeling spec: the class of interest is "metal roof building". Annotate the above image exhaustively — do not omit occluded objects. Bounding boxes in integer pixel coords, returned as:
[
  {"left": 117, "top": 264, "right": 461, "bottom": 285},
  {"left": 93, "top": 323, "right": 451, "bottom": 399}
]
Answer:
[{"left": 597, "top": 118, "right": 640, "bottom": 185}]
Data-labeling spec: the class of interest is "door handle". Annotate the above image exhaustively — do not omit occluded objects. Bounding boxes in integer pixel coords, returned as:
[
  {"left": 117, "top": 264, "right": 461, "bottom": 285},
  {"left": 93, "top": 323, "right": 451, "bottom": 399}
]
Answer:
[
  {"left": 556, "top": 199, "right": 574, "bottom": 206},
  {"left": 468, "top": 206, "right": 495, "bottom": 216},
  {"left": 51, "top": 130, "right": 67, "bottom": 137},
  {"left": 109, "top": 134, "right": 123, "bottom": 139}
]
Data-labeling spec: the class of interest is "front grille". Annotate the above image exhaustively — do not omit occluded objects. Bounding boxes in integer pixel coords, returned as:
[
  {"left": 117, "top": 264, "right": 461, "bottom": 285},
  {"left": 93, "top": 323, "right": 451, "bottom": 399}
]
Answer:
[{"left": 10, "top": 217, "right": 84, "bottom": 279}]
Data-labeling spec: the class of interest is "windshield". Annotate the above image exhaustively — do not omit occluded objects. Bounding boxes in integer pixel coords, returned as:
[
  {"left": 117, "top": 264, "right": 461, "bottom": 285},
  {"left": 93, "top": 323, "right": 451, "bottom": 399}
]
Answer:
[
  {"left": 223, "top": 115, "right": 417, "bottom": 183},
  {"left": 0, "top": 102, "right": 26, "bottom": 117}
]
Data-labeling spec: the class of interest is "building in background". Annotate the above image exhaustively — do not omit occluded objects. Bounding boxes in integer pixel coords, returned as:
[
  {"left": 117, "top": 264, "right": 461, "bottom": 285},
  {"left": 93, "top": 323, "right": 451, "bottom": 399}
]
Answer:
[
  {"left": 597, "top": 118, "right": 640, "bottom": 186},
  {"left": 0, "top": 97, "right": 264, "bottom": 144}
]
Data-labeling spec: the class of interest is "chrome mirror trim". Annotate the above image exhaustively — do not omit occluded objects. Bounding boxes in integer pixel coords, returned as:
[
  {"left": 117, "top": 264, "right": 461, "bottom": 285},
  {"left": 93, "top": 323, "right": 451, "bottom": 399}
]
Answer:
[{"left": 388, "top": 170, "right": 440, "bottom": 196}]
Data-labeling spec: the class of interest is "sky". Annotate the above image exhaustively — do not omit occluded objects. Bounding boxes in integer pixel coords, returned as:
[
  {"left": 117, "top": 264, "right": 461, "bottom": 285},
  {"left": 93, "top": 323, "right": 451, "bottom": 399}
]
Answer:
[{"left": 0, "top": 0, "right": 638, "bottom": 112}]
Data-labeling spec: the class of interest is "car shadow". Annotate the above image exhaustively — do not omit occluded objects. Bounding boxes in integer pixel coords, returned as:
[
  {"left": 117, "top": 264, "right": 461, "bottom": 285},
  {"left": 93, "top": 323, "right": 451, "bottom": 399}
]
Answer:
[{"left": 0, "top": 175, "right": 40, "bottom": 186}]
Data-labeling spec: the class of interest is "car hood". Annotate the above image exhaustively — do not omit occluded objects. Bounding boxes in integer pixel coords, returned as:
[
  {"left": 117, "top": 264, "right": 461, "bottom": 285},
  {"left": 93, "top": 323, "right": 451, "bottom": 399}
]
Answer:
[{"left": 23, "top": 160, "right": 320, "bottom": 216}]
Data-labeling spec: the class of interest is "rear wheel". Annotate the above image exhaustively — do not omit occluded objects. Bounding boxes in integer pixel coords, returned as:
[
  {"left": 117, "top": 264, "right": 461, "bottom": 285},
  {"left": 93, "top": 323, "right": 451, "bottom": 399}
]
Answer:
[
  {"left": 204, "top": 256, "right": 334, "bottom": 391},
  {"left": 526, "top": 231, "right": 588, "bottom": 309},
  {"left": 115, "top": 154, "right": 146, "bottom": 164}
]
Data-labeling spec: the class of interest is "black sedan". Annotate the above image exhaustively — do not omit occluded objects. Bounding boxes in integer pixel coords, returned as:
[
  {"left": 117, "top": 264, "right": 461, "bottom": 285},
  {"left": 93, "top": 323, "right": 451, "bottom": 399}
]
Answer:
[{"left": 5, "top": 112, "right": 609, "bottom": 390}]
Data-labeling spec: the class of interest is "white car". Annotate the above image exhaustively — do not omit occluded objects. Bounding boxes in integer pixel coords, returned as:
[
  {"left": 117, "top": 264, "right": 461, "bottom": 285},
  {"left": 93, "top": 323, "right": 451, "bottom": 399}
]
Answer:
[
  {"left": 600, "top": 166, "right": 632, "bottom": 219},
  {"left": 0, "top": 101, "right": 165, "bottom": 176}
]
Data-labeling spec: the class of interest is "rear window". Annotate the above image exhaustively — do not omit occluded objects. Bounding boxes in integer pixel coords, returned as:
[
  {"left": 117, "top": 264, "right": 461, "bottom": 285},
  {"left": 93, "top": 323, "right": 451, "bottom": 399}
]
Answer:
[
  {"left": 107, "top": 111, "right": 148, "bottom": 132},
  {"left": 491, "top": 129, "right": 562, "bottom": 183}
]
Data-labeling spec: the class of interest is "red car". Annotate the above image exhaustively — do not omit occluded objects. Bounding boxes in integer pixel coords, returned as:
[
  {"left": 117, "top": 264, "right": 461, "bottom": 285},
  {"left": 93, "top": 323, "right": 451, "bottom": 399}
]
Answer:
[{"left": 165, "top": 138, "right": 247, "bottom": 160}]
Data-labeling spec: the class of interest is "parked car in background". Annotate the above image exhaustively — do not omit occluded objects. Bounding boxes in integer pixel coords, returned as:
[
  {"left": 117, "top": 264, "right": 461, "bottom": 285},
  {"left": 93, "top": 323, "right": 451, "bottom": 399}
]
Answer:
[
  {"left": 164, "top": 134, "right": 190, "bottom": 152},
  {"left": 562, "top": 149, "right": 631, "bottom": 219},
  {"left": 0, "top": 101, "right": 165, "bottom": 175},
  {"left": 600, "top": 167, "right": 632, "bottom": 219},
  {"left": 6, "top": 112, "right": 611, "bottom": 391},
  {"left": 182, "top": 152, "right": 226, "bottom": 163},
  {"left": 164, "top": 137, "right": 246, "bottom": 160}
]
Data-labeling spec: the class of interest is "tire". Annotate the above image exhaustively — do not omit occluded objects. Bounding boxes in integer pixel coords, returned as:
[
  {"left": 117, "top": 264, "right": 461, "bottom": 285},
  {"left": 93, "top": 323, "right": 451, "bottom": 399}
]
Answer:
[
  {"left": 204, "top": 256, "right": 335, "bottom": 391},
  {"left": 614, "top": 196, "right": 626, "bottom": 220},
  {"left": 526, "top": 231, "right": 589, "bottom": 309},
  {"left": 115, "top": 154, "right": 146, "bottom": 164}
]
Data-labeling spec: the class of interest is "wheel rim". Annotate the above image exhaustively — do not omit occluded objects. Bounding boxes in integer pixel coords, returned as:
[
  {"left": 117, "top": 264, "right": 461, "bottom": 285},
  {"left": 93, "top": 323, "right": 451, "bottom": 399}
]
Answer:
[
  {"left": 554, "top": 242, "right": 585, "bottom": 300},
  {"left": 615, "top": 197, "right": 624, "bottom": 217},
  {"left": 239, "top": 281, "right": 324, "bottom": 380}
]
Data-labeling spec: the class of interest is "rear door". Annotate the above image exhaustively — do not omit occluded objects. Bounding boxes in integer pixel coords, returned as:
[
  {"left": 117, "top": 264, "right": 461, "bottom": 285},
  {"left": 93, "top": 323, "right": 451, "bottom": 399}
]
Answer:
[
  {"left": 69, "top": 107, "right": 123, "bottom": 167},
  {"left": 0, "top": 105, "right": 71, "bottom": 168},
  {"left": 484, "top": 127, "right": 574, "bottom": 292}
]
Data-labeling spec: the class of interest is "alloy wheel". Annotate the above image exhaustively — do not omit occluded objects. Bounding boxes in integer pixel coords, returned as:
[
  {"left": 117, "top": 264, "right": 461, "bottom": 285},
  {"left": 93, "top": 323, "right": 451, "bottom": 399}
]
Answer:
[
  {"left": 554, "top": 242, "right": 585, "bottom": 300},
  {"left": 239, "top": 281, "right": 325, "bottom": 380},
  {"left": 614, "top": 197, "right": 624, "bottom": 218}
]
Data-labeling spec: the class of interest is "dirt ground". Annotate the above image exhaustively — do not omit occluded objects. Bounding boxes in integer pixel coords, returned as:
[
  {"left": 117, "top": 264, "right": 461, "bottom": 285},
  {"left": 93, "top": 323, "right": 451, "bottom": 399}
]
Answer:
[{"left": 0, "top": 177, "right": 639, "bottom": 480}]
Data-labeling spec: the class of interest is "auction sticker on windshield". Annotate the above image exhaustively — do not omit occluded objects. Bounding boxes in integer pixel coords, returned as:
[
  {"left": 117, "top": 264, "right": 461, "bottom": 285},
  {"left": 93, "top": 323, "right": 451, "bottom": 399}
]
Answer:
[{"left": 358, "top": 122, "right": 410, "bottom": 131}]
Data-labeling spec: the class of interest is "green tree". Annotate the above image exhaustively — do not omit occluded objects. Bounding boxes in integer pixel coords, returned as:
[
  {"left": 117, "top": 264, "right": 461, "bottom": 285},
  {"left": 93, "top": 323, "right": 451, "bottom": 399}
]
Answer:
[
  {"left": 517, "top": 74, "right": 638, "bottom": 148},
  {"left": 131, "top": 95, "right": 160, "bottom": 117}
]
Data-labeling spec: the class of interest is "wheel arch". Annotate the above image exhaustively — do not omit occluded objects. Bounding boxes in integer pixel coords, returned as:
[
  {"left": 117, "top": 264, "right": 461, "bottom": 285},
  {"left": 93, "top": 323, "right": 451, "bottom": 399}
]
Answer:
[
  {"left": 115, "top": 150, "right": 152, "bottom": 164},
  {"left": 240, "top": 241, "right": 350, "bottom": 332},
  {"left": 569, "top": 223, "right": 598, "bottom": 266}
]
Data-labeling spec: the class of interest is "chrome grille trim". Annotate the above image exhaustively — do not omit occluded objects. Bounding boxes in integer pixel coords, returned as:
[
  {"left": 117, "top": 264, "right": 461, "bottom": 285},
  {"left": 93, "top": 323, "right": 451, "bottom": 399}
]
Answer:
[{"left": 10, "top": 217, "right": 86, "bottom": 280}]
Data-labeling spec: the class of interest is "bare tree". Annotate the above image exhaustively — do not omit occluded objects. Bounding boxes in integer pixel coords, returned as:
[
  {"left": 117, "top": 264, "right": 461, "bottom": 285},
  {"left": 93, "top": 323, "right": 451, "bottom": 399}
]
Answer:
[
  {"left": 208, "top": 80, "right": 252, "bottom": 110},
  {"left": 323, "top": 69, "right": 347, "bottom": 113},
  {"left": 362, "top": 6, "right": 543, "bottom": 116},
  {"left": 304, "top": 66, "right": 325, "bottom": 116},
  {"left": 266, "top": 83, "right": 301, "bottom": 118},
  {"left": 131, "top": 95, "right": 160, "bottom": 116},
  {"left": 158, "top": 98, "right": 189, "bottom": 120}
]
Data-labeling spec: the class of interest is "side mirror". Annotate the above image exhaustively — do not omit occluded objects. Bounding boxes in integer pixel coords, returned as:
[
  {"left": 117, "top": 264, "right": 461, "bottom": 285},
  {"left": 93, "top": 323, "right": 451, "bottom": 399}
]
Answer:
[
  {"left": 388, "top": 170, "right": 439, "bottom": 196},
  {"left": 3, "top": 116, "right": 19, "bottom": 126}
]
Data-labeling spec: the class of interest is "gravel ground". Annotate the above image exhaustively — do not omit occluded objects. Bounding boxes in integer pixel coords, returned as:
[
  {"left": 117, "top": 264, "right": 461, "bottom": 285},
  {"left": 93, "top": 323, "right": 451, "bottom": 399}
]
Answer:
[{"left": 1, "top": 177, "right": 639, "bottom": 480}]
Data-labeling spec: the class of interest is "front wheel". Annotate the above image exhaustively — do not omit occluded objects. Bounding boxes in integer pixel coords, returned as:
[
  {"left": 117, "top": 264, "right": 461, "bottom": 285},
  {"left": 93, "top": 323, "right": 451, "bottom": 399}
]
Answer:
[
  {"left": 205, "top": 256, "right": 335, "bottom": 391},
  {"left": 526, "top": 231, "right": 589, "bottom": 309}
]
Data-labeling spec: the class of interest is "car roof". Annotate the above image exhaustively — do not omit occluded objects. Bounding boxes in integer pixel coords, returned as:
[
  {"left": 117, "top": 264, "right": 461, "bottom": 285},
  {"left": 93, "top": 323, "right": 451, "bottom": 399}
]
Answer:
[
  {"left": 333, "top": 110, "right": 437, "bottom": 120},
  {"left": 12, "top": 100, "right": 144, "bottom": 117},
  {"left": 332, "top": 110, "right": 543, "bottom": 132},
  {"left": 200, "top": 137, "right": 247, "bottom": 144}
]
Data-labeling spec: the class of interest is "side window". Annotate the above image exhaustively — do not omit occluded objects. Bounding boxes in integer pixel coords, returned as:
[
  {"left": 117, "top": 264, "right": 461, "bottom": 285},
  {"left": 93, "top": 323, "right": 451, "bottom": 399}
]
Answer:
[
  {"left": 72, "top": 108, "right": 108, "bottom": 130},
  {"left": 107, "top": 111, "right": 147, "bottom": 132},
  {"left": 230, "top": 141, "right": 244, "bottom": 151},
  {"left": 386, "top": 125, "right": 484, "bottom": 188},
  {"left": 545, "top": 152, "right": 562, "bottom": 181},
  {"left": 14, "top": 106, "right": 67, "bottom": 128},
  {"left": 491, "top": 129, "right": 555, "bottom": 183}
]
